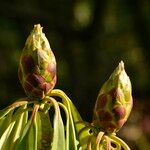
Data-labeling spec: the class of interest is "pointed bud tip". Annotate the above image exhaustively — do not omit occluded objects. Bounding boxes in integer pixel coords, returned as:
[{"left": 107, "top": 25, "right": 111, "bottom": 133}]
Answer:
[
  {"left": 33, "top": 24, "right": 43, "bottom": 34},
  {"left": 111, "top": 61, "right": 125, "bottom": 78},
  {"left": 119, "top": 61, "right": 124, "bottom": 70},
  {"left": 34, "top": 24, "right": 41, "bottom": 27},
  {"left": 119, "top": 60, "right": 124, "bottom": 69}
]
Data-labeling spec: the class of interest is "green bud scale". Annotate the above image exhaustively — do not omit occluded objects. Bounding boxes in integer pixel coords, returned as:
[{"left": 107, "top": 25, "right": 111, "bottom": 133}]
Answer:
[
  {"left": 18, "top": 24, "right": 56, "bottom": 99},
  {"left": 93, "top": 61, "right": 133, "bottom": 133}
]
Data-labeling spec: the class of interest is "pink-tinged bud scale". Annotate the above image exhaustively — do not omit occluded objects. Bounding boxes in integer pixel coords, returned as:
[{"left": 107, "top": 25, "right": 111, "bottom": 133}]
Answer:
[
  {"left": 93, "top": 61, "right": 133, "bottom": 133},
  {"left": 18, "top": 24, "right": 57, "bottom": 99}
]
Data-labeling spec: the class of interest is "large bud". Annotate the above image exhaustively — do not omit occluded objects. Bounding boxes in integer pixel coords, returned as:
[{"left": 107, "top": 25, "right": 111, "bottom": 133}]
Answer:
[
  {"left": 18, "top": 24, "right": 56, "bottom": 99},
  {"left": 93, "top": 61, "right": 133, "bottom": 133}
]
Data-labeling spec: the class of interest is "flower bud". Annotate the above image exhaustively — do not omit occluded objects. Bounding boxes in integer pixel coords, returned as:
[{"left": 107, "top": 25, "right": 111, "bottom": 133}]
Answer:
[
  {"left": 93, "top": 61, "right": 133, "bottom": 133},
  {"left": 18, "top": 24, "right": 56, "bottom": 99}
]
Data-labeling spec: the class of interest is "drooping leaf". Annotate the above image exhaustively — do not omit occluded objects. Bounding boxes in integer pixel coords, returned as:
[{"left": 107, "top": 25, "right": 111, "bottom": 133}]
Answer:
[
  {"left": 16, "top": 104, "right": 39, "bottom": 150},
  {"left": 49, "top": 89, "right": 80, "bottom": 150},
  {"left": 58, "top": 103, "right": 70, "bottom": 150},
  {"left": 46, "top": 97, "right": 65, "bottom": 150},
  {"left": 0, "top": 104, "right": 31, "bottom": 150},
  {"left": 6, "top": 105, "right": 28, "bottom": 150},
  {"left": 0, "top": 99, "right": 28, "bottom": 120},
  {"left": 0, "top": 120, "right": 15, "bottom": 149},
  {"left": 55, "top": 90, "right": 90, "bottom": 150},
  {"left": 15, "top": 114, "right": 31, "bottom": 150},
  {"left": 0, "top": 110, "right": 14, "bottom": 139},
  {"left": 38, "top": 110, "right": 53, "bottom": 150},
  {"left": 27, "top": 117, "right": 38, "bottom": 150},
  {"left": 35, "top": 111, "right": 42, "bottom": 149}
]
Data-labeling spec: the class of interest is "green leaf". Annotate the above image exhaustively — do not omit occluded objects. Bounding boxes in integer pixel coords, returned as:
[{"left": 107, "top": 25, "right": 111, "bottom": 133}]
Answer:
[
  {"left": 27, "top": 118, "right": 38, "bottom": 150},
  {"left": 0, "top": 108, "right": 12, "bottom": 120},
  {"left": 70, "top": 103, "right": 102, "bottom": 150},
  {"left": 16, "top": 113, "right": 37, "bottom": 150},
  {"left": 0, "top": 110, "right": 14, "bottom": 138},
  {"left": 0, "top": 117, "right": 5, "bottom": 132},
  {"left": 46, "top": 97, "right": 65, "bottom": 150},
  {"left": 49, "top": 90, "right": 80, "bottom": 150},
  {"left": 16, "top": 104, "right": 39, "bottom": 150},
  {"left": 50, "top": 89, "right": 92, "bottom": 149},
  {"left": 67, "top": 101, "right": 82, "bottom": 149},
  {"left": 38, "top": 110, "right": 53, "bottom": 150},
  {"left": 35, "top": 111, "right": 42, "bottom": 149},
  {"left": 58, "top": 103, "right": 70, "bottom": 150},
  {"left": 0, "top": 120, "right": 15, "bottom": 149},
  {"left": 7, "top": 105, "right": 28, "bottom": 150},
  {"left": 0, "top": 99, "right": 28, "bottom": 119},
  {"left": 62, "top": 92, "right": 91, "bottom": 150},
  {"left": 0, "top": 104, "right": 31, "bottom": 150},
  {"left": 69, "top": 100, "right": 84, "bottom": 131}
]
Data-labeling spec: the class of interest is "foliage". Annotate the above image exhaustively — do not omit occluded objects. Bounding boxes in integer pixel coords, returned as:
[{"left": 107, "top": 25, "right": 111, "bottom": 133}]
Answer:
[{"left": 0, "top": 25, "right": 133, "bottom": 149}]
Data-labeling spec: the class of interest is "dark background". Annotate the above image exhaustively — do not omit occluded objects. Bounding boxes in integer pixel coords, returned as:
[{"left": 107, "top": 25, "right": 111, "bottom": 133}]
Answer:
[{"left": 0, "top": 0, "right": 150, "bottom": 149}]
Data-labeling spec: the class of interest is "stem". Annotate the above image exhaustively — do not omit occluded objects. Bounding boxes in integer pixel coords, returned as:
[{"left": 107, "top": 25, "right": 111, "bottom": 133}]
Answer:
[
  {"left": 87, "top": 136, "right": 93, "bottom": 150},
  {"left": 103, "top": 135, "right": 111, "bottom": 150},
  {"left": 95, "top": 131, "right": 104, "bottom": 150},
  {"left": 109, "top": 137, "right": 121, "bottom": 150},
  {"left": 30, "top": 104, "right": 39, "bottom": 124},
  {"left": 109, "top": 134, "right": 130, "bottom": 150}
]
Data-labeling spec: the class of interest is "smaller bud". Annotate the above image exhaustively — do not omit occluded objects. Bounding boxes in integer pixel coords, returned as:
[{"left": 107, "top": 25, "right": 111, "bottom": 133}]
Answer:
[
  {"left": 18, "top": 24, "right": 57, "bottom": 99},
  {"left": 93, "top": 61, "right": 133, "bottom": 133}
]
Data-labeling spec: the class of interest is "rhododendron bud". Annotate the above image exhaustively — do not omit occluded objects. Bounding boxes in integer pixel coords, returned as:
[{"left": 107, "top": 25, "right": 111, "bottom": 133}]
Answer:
[
  {"left": 93, "top": 61, "right": 133, "bottom": 133},
  {"left": 18, "top": 24, "right": 56, "bottom": 99}
]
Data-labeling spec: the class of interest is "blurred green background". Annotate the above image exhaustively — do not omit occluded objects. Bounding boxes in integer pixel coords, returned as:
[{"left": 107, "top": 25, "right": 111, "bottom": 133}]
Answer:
[{"left": 0, "top": 0, "right": 150, "bottom": 149}]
